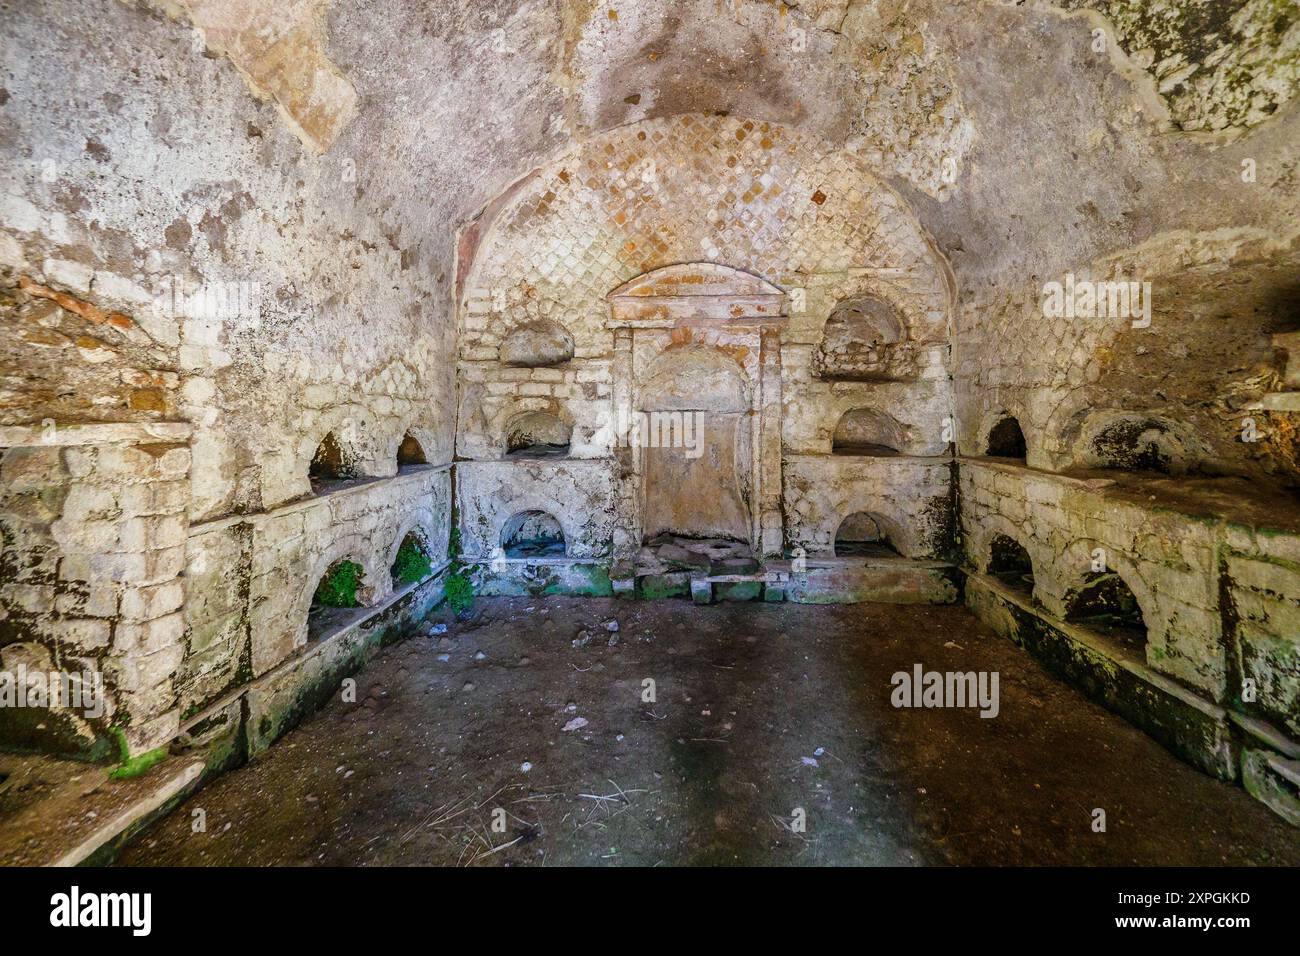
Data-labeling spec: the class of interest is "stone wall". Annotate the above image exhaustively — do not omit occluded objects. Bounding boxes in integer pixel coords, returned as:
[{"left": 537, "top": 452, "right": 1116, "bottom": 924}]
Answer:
[
  {"left": 1222, "top": 539, "right": 1300, "bottom": 740},
  {"left": 962, "top": 458, "right": 1300, "bottom": 728},
  {"left": 183, "top": 466, "right": 450, "bottom": 719},
  {"left": 0, "top": 423, "right": 192, "bottom": 757},
  {"left": 962, "top": 461, "right": 1223, "bottom": 697},
  {"left": 954, "top": 231, "right": 1300, "bottom": 482},
  {"left": 455, "top": 460, "right": 616, "bottom": 561},
  {"left": 784, "top": 456, "right": 955, "bottom": 560},
  {"left": 2, "top": 0, "right": 457, "bottom": 762},
  {"left": 456, "top": 113, "right": 955, "bottom": 561}
]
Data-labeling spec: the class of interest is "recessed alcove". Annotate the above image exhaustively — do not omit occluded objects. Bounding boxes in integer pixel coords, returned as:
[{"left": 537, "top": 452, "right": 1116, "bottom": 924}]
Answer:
[
  {"left": 987, "top": 533, "right": 1034, "bottom": 595},
  {"left": 499, "top": 320, "right": 575, "bottom": 367},
  {"left": 501, "top": 510, "right": 566, "bottom": 557},
  {"left": 1064, "top": 571, "right": 1147, "bottom": 651},
  {"left": 397, "top": 432, "right": 428, "bottom": 468},
  {"left": 813, "top": 296, "right": 916, "bottom": 382},
  {"left": 833, "top": 512, "right": 900, "bottom": 558},
  {"left": 832, "top": 407, "right": 906, "bottom": 456},
  {"left": 504, "top": 410, "right": 571, "bottom": 458},
  {"left": 985, "top": 416, "right": 1027, "bottom": 461}
]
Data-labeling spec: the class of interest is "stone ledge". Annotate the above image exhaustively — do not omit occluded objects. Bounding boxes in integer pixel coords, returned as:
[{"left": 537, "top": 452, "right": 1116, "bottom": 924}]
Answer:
[
  {"left": 966, "top": 572, "right": 1236, "bottom": 781},
  {"left": 787, "top": 561, "right": 961, "bottom": 605},
  {"left": 476, "top": 559, "right": 614, "bottom": 598},
  {"left": 244, "top": 571, "right": 447, "bottom": 758},
  {"left": 0, "top": 422, "right": 193, "bottom": 447},
  {"left": 188, "top": 464, "right": 449, "bottom": 537},
  {"left": 0, "top": 751, "right": 203, "bottom": 867},
  {"left": 1242, "top": 750, "right": 1300, "bottom": 828},
  {"left": 177, "top": 563, "right": 449, "bottom": 742}
]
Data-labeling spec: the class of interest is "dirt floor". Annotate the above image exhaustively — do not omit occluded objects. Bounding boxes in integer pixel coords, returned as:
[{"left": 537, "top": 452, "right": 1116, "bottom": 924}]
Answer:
[{"left": 120, "top": 597, "right": 1300, "bottom": 867}]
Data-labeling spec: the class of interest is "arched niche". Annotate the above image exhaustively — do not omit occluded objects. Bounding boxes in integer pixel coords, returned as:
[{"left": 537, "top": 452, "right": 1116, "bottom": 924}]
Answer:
[
  {"left": 987, "top": 533, "right": 1035, "bottom": 595},
  {"left": 813, "top": 295, "right": 915, "bottom": 382},
  {"left": 1082, "top": 414, "right": 1196, "bottom": 476},
  {"left": 1065, "top": 570, "right": 1148, "bottom": 651},
  {"left": 501, "top": 510, "right": 566, "bottom": 558},
  {"left": 504, "top": 409, "right": 571, "bottom": 458},
  {"left": 834, "top": 512, "right": 900, "bottom": 557},
  {"left": 500, "top": 319, "right": 575, "bottom": 367},
  {"left": 832, "top": 407, "right": 906, "bottom": 456},
  {"left": 985, "top": 415, "right": 1027, "bottom": 461},
  {"left": 310, "top": 432, "right": 355, "bottom": 486},
  {"left": 397, "top": 432, "right": 428, "bottom": 468}
]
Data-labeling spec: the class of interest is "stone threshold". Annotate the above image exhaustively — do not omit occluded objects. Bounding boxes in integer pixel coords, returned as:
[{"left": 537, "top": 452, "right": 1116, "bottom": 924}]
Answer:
[
  {"left": 590, "top": 555, "right": 961, "bottom": 604},
  {"left": 188, "top": 463, "right": 451, "bottom": 537}
]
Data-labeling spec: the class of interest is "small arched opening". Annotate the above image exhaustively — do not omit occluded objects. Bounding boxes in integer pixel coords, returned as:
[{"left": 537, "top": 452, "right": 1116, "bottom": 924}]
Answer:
[
  {"left": 307, "top": 558, "right": 365, "bottom": 641},
  {"left": 397, "top": 432, "right": 428, "bottom": 469},
  {"left": 501, "top": 510, "right": 566, "bottom": 558},
  {"left": 505, "top": 411, "right": 570, "bottom": 458},
  {"left": 987, "top": 534, "right": 1034, "bottom": 595},
  {"left": 986, "top": 416, "right": 1027, "bottom": 461},
  {"left": 833, "top": 512, "right": 900, "bottom": 558},
  {"left": 309, "top": 432, "right": 355, "bottom": 487},
  {"left": 813, "top": 295, "right": 913, "bottom": 381},
  {"left": 390, "top": 531, "right": 432, "bottom": 587},
  {"left": 1065, "top": 570, "right": 1147, "bottom": 651},
  {"left": 832, "top": 407, "right": 905, "bottom": 456},
  {"left": 1088, "top": 417, "right": 1184, "bottom": 475}
]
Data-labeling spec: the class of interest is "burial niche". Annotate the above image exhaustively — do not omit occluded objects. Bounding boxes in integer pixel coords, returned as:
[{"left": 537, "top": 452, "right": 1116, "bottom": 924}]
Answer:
[
  {"left": 500, "top": 319, "right": 575, "bottom": 368},
  {"left": 813, "top": 295, "right": 915, "bottom": 381},
  {"left": 1087, "top": 416, "right": 1188, "bottom": 475},
  {"left": 985, "top": 416, "right": 1027, "bottom": 461},
  {"left": 397, "top": 432, "right": 428, "bottom": 468},
  {"left": 390, "top": 531, "right": 432, "bottom": 586},
  {"left": 832, "top": 407, "right": 905, "bottom": 456},
  {"left": 309, "top": 432, "right": 355, "bottom": 488},
  {"left": 501, "top": 510, "right": 566, "bottom": 557},
  {"left": 834, "top": 512, "right": 900, "bottom": 558},
  {"left": 505, "top": 410, "right": 571, "bottom": 458},
  {"left": 308, "top": 559, "right": 365, "bottom": 640},
  {"left": 1065, "top": 571, "right": 1147, "bottom": 650},
  {"left": 987, "top": 534, "right": 1034, "bottom": 594}
]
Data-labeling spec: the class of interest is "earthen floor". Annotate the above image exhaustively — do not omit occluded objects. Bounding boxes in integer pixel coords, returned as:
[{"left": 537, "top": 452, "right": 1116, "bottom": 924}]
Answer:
[{"left": 120, "top": 598, "right": 1300, "bottom": 866}]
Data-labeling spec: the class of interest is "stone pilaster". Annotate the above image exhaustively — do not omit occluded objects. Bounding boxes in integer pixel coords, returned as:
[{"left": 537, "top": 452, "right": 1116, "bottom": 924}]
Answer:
[{"left": 758, "top": 325, "right": 784, "bottom": 558}]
